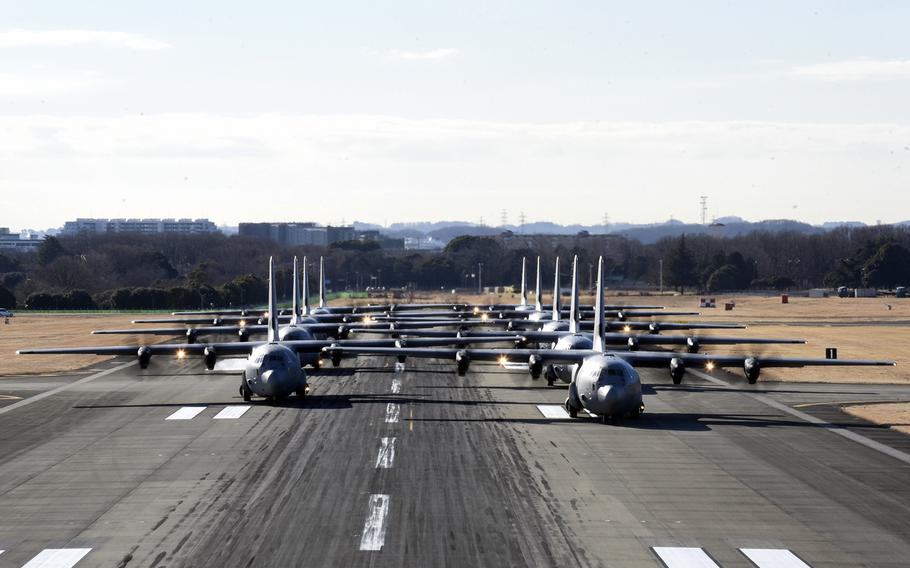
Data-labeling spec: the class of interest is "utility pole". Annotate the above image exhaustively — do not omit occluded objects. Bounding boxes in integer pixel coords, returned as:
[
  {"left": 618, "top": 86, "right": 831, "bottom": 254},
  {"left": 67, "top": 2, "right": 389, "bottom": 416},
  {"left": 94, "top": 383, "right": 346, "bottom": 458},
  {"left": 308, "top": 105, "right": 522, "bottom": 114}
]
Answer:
[
  {"left": 700, "top": 196, "right": 709, "bottom": 225},
  {"left": 477, "top": 262, "right": 483, "bottom": 294},
  {"left": 659, "top": 259, "right": 663, "bottom": 294},
  {"left": 588, "top": 263, "right": 594, "bottom": 291}
]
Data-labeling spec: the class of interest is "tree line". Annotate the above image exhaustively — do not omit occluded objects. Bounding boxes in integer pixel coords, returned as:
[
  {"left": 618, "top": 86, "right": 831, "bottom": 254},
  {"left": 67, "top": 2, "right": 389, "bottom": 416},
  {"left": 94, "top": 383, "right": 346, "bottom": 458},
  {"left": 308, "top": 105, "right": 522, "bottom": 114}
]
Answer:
[{"left": 0, "top": 224, "right": 908, "bottom": 310}]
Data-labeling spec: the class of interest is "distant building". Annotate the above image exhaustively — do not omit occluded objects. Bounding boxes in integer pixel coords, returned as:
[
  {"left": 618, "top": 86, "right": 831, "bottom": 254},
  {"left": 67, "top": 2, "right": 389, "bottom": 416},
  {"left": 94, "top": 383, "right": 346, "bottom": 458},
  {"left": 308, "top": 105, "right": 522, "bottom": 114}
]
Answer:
[
  {"left": 0, "top": 228, "right": 41, "bottom": 251},
  {"left": 61, "top": 218, "right": 218, "bottom": 235},
  {"left": 238, "top": 222, "right": 358, "bottom": 247}
]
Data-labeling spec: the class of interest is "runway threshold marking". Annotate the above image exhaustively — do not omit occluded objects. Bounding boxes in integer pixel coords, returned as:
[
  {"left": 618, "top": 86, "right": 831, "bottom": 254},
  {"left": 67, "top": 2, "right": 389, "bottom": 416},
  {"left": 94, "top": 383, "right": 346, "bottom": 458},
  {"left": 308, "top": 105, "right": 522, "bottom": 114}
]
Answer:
[
  {"left": 375, "top": 437, "right": 396, "bottom": 468},
  {"left": 689, "top": 369, "right": 910, "bottom": 466},
  {"left": 740, "top": 548, "right": 811, "bottom": 568},
  {"left": 21, "top": 548, "right": 92, "bottom": 568},
  {"left": 537, "top": 405, "right": 570, "bottom": 419},
  {"left": 0, "top": 360, "right": 137, "bottom": 417},
  {"left": 359, "top": 494, "right": 390, "bottom": 551},
  {"left": 166, "top": 406, "right": 207, "bottom": 421},
  {"left": 652, "top": 547, "right": 720, "bottom": 568},
  {"left": 213, "top": 405, "right": 251, "bottom": 420},
  {"left": 385, "top": 403, "right": 400, "bottom": 423}
]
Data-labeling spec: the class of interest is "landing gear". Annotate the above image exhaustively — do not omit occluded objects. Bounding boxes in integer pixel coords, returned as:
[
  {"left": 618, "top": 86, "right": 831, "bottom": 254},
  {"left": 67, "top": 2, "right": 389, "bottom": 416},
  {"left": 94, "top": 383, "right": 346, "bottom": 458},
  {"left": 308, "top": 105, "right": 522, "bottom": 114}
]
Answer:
[
  {"left": 296, "top": 384, "right": 310, "bottom": 399},
  {"left": 564, "top": 397, "right": 578, "bottom": 419},
  {"left": 310, "top": 359, "right": 321, "bottom": 370},
  {"left": 629, "top": 403, "right": 644, "bottom": 419},
  {"left": 240, "top": 379, "right": 252, "bottom": 402},
  {"left": 544, "top": 366, "right": 556, "bottom": 387}
]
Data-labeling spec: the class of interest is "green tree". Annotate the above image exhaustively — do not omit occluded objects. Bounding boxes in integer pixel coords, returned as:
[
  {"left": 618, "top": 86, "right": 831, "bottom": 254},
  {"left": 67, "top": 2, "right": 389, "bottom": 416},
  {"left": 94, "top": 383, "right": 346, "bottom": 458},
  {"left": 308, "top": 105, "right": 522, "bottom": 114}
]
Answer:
[
  {"left": 0, "top": 284, "right": 15, "bottom": 309},
  {"left": 36, "top": 236, "right": 66, "bottom": 266},
  {"left": 862, "top": 243, "right": 910, "bottom": 288},
  {"left": 667, "top": 235, "right": 696, "bottom": 292}
]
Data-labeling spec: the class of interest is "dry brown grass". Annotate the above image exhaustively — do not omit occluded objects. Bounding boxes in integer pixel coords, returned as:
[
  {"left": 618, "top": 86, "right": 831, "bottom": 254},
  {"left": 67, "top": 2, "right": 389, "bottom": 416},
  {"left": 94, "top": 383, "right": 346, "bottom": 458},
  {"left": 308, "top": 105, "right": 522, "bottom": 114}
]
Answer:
[
  {"left": 844, "top": 402, "right": 910, "bottom": 435},
  {"left": 0, "top": 314, "right": 144, "bottom": 376}
]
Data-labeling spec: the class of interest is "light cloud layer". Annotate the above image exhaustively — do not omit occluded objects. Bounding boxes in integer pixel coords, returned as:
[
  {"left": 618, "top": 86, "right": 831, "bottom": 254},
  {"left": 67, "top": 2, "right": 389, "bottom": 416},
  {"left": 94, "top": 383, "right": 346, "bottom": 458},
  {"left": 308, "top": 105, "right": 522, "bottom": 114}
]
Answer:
[
  {"left": 792, "top": 58, "right": 910, "bottom": 81},
  {"left": 0, "top": 29, "right": 170, "bottom": 51},
  {"left": 387, "top": 48, "right": 459, "bottom": 61},
  {"left": 0, "top": 72, "right": 95, "bottom": 96},
  {"left": 1, "top": 114, "right": 907, "bottom": 228}
]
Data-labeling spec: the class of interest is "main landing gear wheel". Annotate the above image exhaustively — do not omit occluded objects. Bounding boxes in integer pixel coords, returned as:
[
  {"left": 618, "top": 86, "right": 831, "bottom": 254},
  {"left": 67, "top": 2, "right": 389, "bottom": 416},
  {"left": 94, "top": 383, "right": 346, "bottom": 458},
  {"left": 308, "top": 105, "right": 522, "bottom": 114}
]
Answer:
[
  {"left": 628, "top": 403, "right": 644, "bottom": 419},
  {"left": 240, "top": 380, "right": 252, "bottom": 402},
  {"left": 297, "top": 384, "right": 310, "bottom": 399}
]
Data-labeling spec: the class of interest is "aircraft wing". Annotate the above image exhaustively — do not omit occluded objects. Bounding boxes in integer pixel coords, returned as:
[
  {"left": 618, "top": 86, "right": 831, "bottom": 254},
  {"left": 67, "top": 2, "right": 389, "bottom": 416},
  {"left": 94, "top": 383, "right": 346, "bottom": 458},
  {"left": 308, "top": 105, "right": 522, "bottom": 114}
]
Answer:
[
  {"left": 321, "top": 345, "right": 595, "bottom": 364},
  {"left": 18, "top": 341, "right": 266, "bottom": 356},
  {"left": 611, "top": 350, "right": 895, "bottom": 369}
]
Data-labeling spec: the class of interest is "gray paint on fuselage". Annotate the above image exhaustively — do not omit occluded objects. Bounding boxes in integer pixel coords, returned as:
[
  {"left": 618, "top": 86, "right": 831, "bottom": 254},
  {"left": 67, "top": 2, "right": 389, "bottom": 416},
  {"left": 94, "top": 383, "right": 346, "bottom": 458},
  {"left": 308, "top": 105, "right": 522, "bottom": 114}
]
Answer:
[
  {"left": 244, "top": 343, "right": 308, "bottom": 398},
  {"left": 567, "top": 355, "right": 643, "bottom": 418},
  {"left": 550, "top": 334, "right": 593, "bottom": 382}
]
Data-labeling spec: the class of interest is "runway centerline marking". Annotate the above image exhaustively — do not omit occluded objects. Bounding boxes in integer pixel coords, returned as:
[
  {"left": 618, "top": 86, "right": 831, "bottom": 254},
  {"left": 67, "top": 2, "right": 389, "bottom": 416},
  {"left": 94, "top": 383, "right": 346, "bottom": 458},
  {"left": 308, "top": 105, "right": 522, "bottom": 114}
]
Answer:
[
  {"left": 359, "top": 494, "right": 390, "bottom": 551},
  {"left": 652, "top": 546, "right": 720, "bottom": 568},
  {"left": 375, "top": 437, "right": 396, "bottom": 468},
  {"left": 213, "top": 406, "right": 250, "bottom": 420},
  {"left": 0, "top": 360, "right": 136, "bottom": 417},
  {"left": 385, "top": 403, "right": 400, "bottom": 423},
  {"left": 689, "top": 369, "right": 910, "bottom": 466},
  {"left": 390, "top": 378, "right": 402, "bottom": 394},
  {"left": 166, "top": 406, "right": 207, "bottom": 421},
  {"left": 537, "top": 404, "right": 570, "bottom": 419},
  {"left": 21, "top": 548, "right": 93, "bottom": 568},
  {"left": 740, "top": 548, "right": 812, "bottom": 568}
]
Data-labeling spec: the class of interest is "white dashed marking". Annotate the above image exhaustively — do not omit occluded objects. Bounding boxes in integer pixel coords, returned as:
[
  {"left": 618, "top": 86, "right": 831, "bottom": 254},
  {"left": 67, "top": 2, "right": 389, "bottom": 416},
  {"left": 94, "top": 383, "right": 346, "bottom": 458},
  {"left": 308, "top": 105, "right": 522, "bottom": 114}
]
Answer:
[
  {"left": 165, "top": 406, "right": 207, "bottom": 421},
  {"left": 537, "top": 405, "right": 570, "bottom": 419},
  {"left": 391, "top": 378, "right": 402, "bottom": 393},
  {"left": 652, "top": 547, "right": 720, "bottom": 568},
  {"left": 740, "top": 549, "right": 812, "bottom": 568},
  {"left": 21, "top": 548, "right": 93, "bottom": 568},
  {"left": 359, "top": 494, "right": 390, "bottom": 551},
  {"left": 375, "top": 437, "right": 397, "bottom": 468},
  {"left": 385, "top": 403, "right": 400, "bottom": 423},
  {"left": 213, "top": 406, "right": 251, "bottom": 420}
]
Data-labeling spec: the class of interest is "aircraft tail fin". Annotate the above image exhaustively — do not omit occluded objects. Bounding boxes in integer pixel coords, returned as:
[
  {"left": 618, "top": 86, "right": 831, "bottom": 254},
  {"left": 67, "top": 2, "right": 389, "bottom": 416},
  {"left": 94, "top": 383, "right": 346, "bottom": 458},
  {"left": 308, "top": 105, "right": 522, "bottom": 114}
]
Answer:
[
  {"left": 290, "top": 256, "right": 300, "bottom": 325},
  {"left": 319, "top": 257, "right": 326, "bottom": 308},
  {"left": 551, "top": 257, "right": 561, "bottom": 321},
  {"left": 592, "top": 256, "right": 605, "bottom": 352},
  {"left": 302, "top": 256, "right": 311, "bottom": 315},
  {"left": 534, "top": 256, "right": 543, "bottom": 311},
  {"left": 569, "top": 255, "right": 579, "bottom": 333},
  {"left": 267, "top": 256, "right": 280, "bottom": 342},
  {"left": 519, "top": 257, "right": 528, "bottom": 306}
]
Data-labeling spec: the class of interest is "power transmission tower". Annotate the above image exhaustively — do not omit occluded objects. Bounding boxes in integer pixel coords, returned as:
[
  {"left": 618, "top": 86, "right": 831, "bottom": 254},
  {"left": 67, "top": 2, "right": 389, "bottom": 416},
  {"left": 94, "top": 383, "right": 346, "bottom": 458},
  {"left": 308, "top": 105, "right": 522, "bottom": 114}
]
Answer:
[
  {"left": 500, "top": 209, "right": 508, "bottom": 227},
  {"left": 602, "top": 212, "right": 609, "bottom": 233},
  {"left": 699, "top": 196, "right": 709, "bottom": 225},
  {"left": 478, "top": 216, "right": 485, "bottom": 227},
  {"left": 519, "top": 211, "right": 526, "bottom": 233}
]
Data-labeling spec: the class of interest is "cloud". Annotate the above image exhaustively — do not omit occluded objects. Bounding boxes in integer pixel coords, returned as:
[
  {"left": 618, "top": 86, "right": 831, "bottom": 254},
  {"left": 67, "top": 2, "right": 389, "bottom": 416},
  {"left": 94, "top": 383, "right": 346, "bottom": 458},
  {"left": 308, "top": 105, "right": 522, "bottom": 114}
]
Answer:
[
  {"left": 0, "top": 114, "right": 907, "bottom": 227},
  {"left": 0, "top": 29, "right": 170, "bottom": 51},
  {"left": 387, "top": 48, "right": 459, "bottom": 61},
  {"left": 0, "top": 72, "right": 95, "bottom": 96},
  {"left": 792, "top": 58, "right": 910, "bottom": 81}
]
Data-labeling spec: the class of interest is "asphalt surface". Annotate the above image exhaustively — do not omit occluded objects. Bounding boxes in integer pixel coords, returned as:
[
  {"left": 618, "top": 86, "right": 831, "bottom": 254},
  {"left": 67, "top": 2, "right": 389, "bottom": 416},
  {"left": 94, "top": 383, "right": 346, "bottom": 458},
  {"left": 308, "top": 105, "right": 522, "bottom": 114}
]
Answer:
[{"left": 0, "top": 354, "right": 909, "bottom": 567}]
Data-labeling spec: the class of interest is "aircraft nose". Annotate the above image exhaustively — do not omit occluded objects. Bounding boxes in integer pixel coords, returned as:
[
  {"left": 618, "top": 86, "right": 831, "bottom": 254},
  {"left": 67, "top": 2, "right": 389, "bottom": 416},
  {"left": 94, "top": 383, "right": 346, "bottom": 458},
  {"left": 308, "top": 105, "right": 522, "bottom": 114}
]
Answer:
[{"left": 594, "top": 385, "right": 623, "bottom": 414}]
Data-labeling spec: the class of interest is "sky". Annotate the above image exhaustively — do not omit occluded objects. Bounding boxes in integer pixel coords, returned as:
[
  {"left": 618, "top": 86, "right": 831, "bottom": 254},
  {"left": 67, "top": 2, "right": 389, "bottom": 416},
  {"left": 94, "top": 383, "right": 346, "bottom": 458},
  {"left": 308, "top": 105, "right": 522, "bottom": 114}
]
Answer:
[{"left": 2, "top": 1, "right": 909, "bottom": 229}]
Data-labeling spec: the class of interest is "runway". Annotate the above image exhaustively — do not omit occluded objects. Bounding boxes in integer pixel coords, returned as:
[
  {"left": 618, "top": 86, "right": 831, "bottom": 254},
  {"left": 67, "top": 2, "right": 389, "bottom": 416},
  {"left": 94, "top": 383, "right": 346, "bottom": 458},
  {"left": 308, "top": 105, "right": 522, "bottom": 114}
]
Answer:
[{"left": 0, "top": 355, "right": 909, "bottom": 567}]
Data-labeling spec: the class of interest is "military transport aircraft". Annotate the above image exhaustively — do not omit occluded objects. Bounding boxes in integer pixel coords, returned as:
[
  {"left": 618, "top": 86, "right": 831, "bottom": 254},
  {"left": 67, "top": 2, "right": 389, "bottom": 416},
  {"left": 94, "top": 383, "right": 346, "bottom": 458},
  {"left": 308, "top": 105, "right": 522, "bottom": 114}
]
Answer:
[
  {"left": 323, "top": 257, "right": 895, "bottom": 423},
  {"left": 350, "top": 256, "right": 807, "bottom": 384},
  {"left": 17, "top": 258, "right": 517, "bottom": 402}
]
